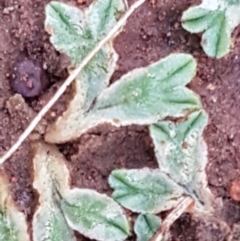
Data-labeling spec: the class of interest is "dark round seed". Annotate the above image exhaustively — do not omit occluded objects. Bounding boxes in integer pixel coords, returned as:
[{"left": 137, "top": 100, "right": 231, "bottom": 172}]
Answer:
[{"left": 10, "top": 58, "right": 48, "bottom": 98}]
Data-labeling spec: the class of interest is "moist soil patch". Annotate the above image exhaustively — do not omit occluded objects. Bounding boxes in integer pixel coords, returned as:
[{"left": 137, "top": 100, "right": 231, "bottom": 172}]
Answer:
[{"left": 0, "top": 0, "right": 240, "bottom": 240}]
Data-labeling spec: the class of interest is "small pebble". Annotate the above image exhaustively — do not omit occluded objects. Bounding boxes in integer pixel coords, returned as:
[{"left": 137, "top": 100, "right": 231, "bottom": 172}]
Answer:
[
  {"left": 10, "top": 58, "right": 48, "bottom": 98},
  {"left": 77, "top": 0, "right": 86, "bottom": 4},
  {"left": 3, "top": 6, "right": 14, "bottom": 14},
  {"left": 229, "top": 180, "right": 240, "bottom": 201}
]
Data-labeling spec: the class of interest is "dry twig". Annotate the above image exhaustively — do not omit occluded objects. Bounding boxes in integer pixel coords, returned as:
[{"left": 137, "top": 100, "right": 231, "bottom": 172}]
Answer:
[
  {"left": 150, "top": 197, "right": 193, "bottom": 241},
  {"left": 0, "top": 0, "right": 146, "bottom": 164}
]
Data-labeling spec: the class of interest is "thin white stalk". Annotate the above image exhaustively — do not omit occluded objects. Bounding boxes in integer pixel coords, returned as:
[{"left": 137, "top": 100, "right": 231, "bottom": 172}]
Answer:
[
  {"left": 150, "top": 197, "right": 193, "bottom": 241},
  {"left": 0, "top": 0, "right": 146, "bottom": 164}
]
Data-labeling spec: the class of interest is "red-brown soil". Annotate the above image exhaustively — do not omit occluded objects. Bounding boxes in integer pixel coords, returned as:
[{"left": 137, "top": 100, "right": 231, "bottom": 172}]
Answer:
[{"left": 1, "top": 0, "right": 240, "bottom": 240}]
